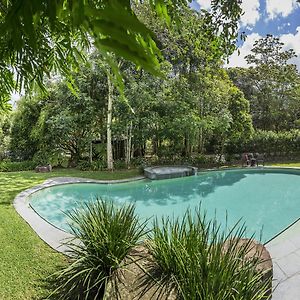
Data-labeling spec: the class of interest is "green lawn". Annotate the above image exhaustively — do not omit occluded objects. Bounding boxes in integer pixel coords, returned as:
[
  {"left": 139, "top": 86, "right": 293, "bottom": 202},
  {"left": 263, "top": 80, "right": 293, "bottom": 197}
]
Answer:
[
  {"left": 0, "top": 163, "right": 298, "bottom": 299},
  {"left": 0, "top": 168, "right": 139, "bottom": 300},
  {"left": 267, "top": 161, "right": 300, "bottom": 168}
]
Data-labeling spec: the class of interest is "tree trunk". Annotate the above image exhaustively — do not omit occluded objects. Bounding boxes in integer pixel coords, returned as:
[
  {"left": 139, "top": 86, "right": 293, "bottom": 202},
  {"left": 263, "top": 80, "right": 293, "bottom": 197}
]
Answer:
[
  {"left": 125, "top": 121, "right": 133, "bottom": 167},
  {"left": 198, "top": 95, "right": 204, "bottom": 153},
  {"left": 68, "top": 151, "right": 80, "bottom": 168},
  {"left": 107, "top": 74, "right": 114, "bottom": 171},
  {"left": 198, "top": 127, "right": 204, "bottom": 153},
  {"left": 152, "top": 137, "right": 158, "bottom": 155},
  {"left": 89, "top": 141, "right": 93, "bottom": 164}
]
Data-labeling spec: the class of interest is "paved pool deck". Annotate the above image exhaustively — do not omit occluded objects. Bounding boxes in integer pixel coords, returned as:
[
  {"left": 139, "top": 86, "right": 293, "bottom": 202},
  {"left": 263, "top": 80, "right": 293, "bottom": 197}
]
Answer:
[
  {"left": 266, "top": 221, "right": 300, "bottom": 299},
  {"left": 13, "top": 175, "right": 300, "bottom": 299}
]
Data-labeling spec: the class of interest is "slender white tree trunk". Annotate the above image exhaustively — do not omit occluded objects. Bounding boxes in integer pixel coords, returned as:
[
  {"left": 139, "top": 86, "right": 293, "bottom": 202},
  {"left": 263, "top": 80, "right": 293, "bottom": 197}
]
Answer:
[
  {"left": 107, "top": 74, "right": 114, "bottom": 170},
  {"left": 89, "top": 141, "right": 93, "bottom": 164},
  {"left": 125, "top": 121, "right": 133, "bottom": 167},
  {"left": 198, "top": 96, "right": 204, "bottom": 153}
]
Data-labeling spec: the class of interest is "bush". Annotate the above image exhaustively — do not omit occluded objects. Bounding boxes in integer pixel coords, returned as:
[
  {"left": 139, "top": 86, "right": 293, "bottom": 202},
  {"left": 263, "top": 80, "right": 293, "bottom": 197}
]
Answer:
[
  {"left": 49, "top": 202, "right": 271, "bottom": 299},
  {"left": 147, "top": 208, "right": 271, "bottom": 300},
  {"left": 77, "top": 160, "right": 107, "bottom": 171},
  {"left": 114, "top": 159, "right": 127, "bottom": 170},
  {"left": 192, "top": 154, "right": 208, "bottom": 165},
  {"left": 0, "top": 160, "right": 36, "bottom": 172},
  {"left": 227, "top": 129, "right": 300, "bottom": 156},
  {"left": 49, "top": 199, "right": 148, "bottom": 299},
  {"left": 77, "top": 160, "right": 91, "bottom": 171}
]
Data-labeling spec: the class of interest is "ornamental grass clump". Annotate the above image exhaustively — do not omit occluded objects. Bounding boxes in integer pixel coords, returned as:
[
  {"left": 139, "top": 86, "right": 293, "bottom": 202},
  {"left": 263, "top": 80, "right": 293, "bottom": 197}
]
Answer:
[
  {"left": 147, "top": 208, "right": 271, "bottom": 300},
  {"left": 49, "top": 199, "right": 148, "bottom": 300}
]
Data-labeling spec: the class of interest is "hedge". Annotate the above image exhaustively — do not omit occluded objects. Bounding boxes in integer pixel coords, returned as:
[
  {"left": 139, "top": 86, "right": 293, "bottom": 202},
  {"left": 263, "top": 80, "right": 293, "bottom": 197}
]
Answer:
[
  {"left": 0, "top": 161, "right": 36, "bottom": 172},
  {"left": 227, "top": 129, "right": 300, "bottom": 156}
]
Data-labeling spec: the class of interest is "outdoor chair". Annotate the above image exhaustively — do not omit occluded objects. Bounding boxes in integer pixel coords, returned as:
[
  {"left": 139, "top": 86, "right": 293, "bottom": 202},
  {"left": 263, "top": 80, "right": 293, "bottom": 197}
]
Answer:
[
  {"left": 255, "top": 153, "right": 265, "bottom": 166},
  {"left": 242, "top": 153, "right": 250, "bottom": 167},
  {"left": 247, "top": 153, "right": 256, "bottom": 167}
]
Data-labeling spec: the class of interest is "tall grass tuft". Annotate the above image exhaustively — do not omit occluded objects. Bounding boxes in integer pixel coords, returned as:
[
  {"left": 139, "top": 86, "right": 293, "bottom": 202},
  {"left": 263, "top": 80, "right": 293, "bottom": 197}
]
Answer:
[
  {"left": 147, "top": 208, "right": 271, "bottom": 300},
  {"left": 49, "top": 199, "right": 147, "bottom": 300}
]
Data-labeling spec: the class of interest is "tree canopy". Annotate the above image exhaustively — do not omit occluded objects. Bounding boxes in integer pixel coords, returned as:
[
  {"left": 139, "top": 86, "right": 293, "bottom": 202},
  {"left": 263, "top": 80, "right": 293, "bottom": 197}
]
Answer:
[
  {"left": 228, "top": 35, "right": 300, "bottom": 131},
  {"left": 3, "top": 9, "right": 300, "bottom": 170},
  {"left": 0, "top": 0, "right": 243, "bottom": 110}
]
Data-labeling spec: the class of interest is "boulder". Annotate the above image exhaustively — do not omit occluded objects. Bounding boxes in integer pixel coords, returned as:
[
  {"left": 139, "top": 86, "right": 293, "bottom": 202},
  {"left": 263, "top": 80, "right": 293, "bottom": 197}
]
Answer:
[
  {"left": 35, "top": 164, "right": 52, "bottom": 173},
  {"left": 105, "top": 245, "right": 177, "bottom": 300},
  {"left": 106, "top": 239, "right": 273, "bottom": 299},
  {"left": 222, "top": 238, "right": 273, "bottom": 298}
]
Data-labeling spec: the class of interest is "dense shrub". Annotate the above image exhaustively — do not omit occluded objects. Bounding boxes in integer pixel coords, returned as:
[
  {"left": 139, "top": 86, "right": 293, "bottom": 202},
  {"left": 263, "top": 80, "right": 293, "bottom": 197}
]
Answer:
[
  {"left": 148, "top": 209, "right": 271, "bottom": 300},
  {"left": 49, "top": 200, "right": 148, "bottom": 299},
  {"left": 77, "top": 160, "right": 107, "bottom": 171},
  {"left": 0, "top": 160, "right": 36, "bottom": 172},
  {"left": 226, "top": 129, "right": 300, "bottom": 156},
  {"left": 113, "top": 159, "right": 127, "bottom": 169}
]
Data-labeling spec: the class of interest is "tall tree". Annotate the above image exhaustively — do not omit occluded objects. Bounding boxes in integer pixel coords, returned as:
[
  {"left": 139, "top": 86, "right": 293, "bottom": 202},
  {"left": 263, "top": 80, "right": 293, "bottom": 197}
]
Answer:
[
  {"left": 10, "top": 66, "right": 108, "bottom": 165},
  {"left": 106, "top": 70, "right": 114, "bottom": 170},
  {"left": 0, "top": 0, "right": 243, "bottom": 110},
  {"left": 10, "top": 97, "right": 42, "bottom": 160},
  {"left": 229, "top": 35, "right": 300, "bottom": 131}
]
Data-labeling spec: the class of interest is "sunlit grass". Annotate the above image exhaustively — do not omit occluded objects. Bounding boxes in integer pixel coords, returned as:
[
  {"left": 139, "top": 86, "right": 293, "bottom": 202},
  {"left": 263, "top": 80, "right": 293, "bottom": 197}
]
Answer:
[
  {"left": 268, "top": 161, "right": 300, "bottom": 168},
  {"left": 0, "top": 168, "right": 139, "bottom": 299}
]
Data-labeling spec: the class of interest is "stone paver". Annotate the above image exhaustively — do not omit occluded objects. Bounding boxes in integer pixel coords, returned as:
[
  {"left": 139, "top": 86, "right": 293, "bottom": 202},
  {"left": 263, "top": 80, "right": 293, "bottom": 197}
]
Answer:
[
  {"left": 266, "top": 219, "right": 300, "bottom": 299},
  {"left": 271, "top": 273, "right": 300, "bottom": 300}
]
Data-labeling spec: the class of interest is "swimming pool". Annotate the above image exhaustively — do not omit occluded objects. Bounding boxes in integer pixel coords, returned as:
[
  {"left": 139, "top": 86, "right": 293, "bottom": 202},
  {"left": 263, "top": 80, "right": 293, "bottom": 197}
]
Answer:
[{"left": 28, "top": 168, "right": 300, "bottom": 242}]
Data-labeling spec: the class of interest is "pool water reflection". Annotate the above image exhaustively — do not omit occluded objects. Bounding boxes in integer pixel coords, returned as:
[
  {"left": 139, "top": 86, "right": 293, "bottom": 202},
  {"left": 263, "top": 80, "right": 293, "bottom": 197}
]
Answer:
[{"left": 28, "top": 168, "right": 300, "bottom": 242}]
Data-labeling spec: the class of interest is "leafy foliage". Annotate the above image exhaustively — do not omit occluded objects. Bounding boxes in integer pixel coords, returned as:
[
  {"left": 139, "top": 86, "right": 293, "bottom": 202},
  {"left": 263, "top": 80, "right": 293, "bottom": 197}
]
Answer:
[
  {"left": 49, "top": 199, "right": 147, "bottom": 299},
  {"left": 0, "top": 160, "right": 36, "bottom": 172},
  {"left": 9, "top": 65, "right": 108, "bottom": 165},
  {"left": 9, "top": 96, "right": 42, "bottom": 160},
  {"left": 7, "top": 4, "right": 251, "bottom": 166},
  {"left": 147, "top": 208, "right": 271, "bottom": 300},
  {"left": 243, "top": 130, "right": 300, "bottom": 156},
  {"left": 228, "top": 35, "right": 300, "bottom": 131},
  {"left": 0, "top": 0, "right": 243, "bottom": 110}
]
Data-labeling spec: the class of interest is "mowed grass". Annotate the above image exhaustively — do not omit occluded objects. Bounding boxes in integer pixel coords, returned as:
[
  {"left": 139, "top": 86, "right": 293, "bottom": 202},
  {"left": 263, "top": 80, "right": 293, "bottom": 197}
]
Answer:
[
  {"left": 0, "top": 163, "right": 298, "bottom": 299},
  {"left": 268, "top": 161, "right": 300, "bottom": 168},
  {"left": 0, "top": 168, "right": 139, "bottom": 300}
]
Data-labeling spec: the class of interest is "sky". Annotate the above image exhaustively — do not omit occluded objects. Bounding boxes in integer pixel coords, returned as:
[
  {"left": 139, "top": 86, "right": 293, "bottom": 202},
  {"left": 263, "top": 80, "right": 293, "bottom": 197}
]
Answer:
[{"left": 191, "top": 0, "right": 300, "bottom": 70}]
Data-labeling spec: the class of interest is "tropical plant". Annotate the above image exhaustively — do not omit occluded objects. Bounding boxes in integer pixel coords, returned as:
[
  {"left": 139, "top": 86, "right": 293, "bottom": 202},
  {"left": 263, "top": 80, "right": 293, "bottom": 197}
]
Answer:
[
  {"left": 147, "top": 208, "right": 271, "bottom": 300},
  {"left": 0, "top": 0, "right": 243, "bottom": 111},
  {"left": 49, "top": 199, "right": 148, "bottom": 300}
]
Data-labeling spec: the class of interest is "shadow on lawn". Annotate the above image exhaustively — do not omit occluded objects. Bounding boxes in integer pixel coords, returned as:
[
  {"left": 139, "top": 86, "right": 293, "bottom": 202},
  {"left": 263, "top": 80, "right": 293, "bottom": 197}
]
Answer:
[{"left": 33, "top": 262, "right": 69, "bottom": 300}]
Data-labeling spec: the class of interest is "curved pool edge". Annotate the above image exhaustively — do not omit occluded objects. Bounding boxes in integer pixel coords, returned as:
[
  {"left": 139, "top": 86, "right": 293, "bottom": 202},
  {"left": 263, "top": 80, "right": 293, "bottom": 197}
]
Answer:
[
  {"left": 13, "top": 176, "right": 145, "bottom": 254},
  {"left": 13, "top": 169, "right": 300, "bottom": 298},
  {"left": 13, "top": 168, "right": 300, "bottom": 254}
]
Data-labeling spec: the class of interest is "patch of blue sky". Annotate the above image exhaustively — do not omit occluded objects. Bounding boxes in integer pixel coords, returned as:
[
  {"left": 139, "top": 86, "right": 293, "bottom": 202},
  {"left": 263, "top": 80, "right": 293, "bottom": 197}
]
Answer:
[{"left": 191, "top": 0, "right": 300, "bottom": 69}]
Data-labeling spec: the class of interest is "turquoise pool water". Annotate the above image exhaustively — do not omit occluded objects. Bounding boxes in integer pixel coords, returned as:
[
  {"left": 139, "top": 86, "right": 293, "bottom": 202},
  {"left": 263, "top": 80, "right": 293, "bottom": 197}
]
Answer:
[{"left": 28, "top": 168, "right": 300, "bottom": 242}]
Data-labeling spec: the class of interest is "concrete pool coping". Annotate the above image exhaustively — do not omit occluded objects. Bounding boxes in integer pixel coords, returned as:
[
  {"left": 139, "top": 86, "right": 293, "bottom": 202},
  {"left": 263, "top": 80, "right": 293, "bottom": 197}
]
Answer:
[
  {"left": 13, "top": 168, "right": 300, "bottom": 299},
  {"left": 13, "top": 176, "right": 145, "bottom": 253}
]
